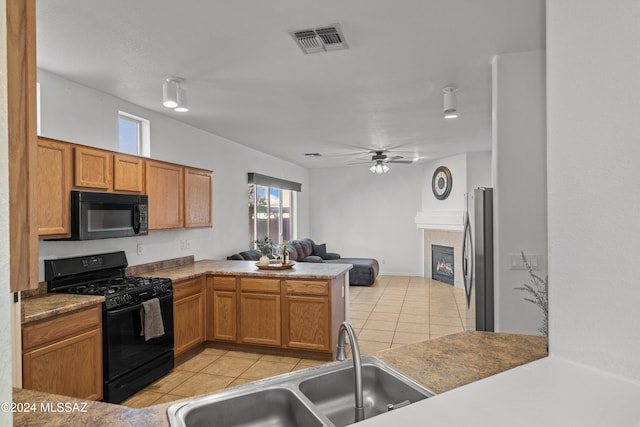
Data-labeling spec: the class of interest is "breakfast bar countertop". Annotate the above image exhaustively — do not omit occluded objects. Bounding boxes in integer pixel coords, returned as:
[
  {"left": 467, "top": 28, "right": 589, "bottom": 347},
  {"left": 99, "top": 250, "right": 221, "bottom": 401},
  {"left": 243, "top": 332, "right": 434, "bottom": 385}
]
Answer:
[
  {"left": 12, "top": 331, "right": 547, "bottom": 426},
  {"left": 136, "top": 259, "right": 353, "bottom": 282}
]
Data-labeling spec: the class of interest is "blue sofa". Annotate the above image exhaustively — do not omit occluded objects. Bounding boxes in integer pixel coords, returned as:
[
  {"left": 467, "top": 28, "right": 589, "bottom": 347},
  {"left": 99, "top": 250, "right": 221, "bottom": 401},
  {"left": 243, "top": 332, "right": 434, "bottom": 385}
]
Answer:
[{"left": 227, "top": 238, "right": 379, "bottom": 286}]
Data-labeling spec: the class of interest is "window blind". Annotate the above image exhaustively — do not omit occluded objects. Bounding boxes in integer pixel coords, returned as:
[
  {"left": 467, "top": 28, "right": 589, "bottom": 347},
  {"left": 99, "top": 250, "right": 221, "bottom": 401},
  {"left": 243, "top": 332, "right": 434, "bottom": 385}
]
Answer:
[{"left": 248, "top": 173, "right": 302, "bottom": 192}]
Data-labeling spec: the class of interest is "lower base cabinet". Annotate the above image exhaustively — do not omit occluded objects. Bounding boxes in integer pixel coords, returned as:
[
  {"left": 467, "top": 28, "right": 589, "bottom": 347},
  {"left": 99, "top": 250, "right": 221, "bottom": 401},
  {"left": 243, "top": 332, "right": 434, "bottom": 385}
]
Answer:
[
  {"left": 22, "top": 304, "right": 103, "bottom": 400},
  {"left": 204, "top": 275, "right": 344, "bottom": 358},
  {"left": 173, "top": 277, "right": 205, "bottom": 357}
]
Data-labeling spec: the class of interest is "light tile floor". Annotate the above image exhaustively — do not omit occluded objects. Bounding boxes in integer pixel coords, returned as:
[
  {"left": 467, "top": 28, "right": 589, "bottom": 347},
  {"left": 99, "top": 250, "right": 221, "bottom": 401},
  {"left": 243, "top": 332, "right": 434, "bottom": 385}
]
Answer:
[{"left": 121, "top": 275, "right": 466, "bottom": 408}]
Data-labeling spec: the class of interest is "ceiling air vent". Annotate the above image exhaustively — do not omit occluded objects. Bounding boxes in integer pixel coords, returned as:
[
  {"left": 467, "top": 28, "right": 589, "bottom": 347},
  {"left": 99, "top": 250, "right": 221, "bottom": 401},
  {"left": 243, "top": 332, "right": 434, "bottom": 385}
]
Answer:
[{"left": 290, "top": 24, "right": 348, "bottom": 54}]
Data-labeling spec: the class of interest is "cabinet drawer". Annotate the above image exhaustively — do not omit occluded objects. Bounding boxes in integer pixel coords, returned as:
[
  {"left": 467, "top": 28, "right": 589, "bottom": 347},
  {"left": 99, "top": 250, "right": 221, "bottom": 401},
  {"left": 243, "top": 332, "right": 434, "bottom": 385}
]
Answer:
[
  {"left": 284, "top": 280, "right": 329, "bottom": 296},
  {"left": 240, "top": 278, "right": 280, "bottom": 293},
  {"left": 22, "top": 305, "right": 101, "bottom": 351},
  {"left": 209, "top": 276, "right": 237, "bottom": 291},
  {"left": 173, "top": 277, "right": 204, "bottom": 300}
]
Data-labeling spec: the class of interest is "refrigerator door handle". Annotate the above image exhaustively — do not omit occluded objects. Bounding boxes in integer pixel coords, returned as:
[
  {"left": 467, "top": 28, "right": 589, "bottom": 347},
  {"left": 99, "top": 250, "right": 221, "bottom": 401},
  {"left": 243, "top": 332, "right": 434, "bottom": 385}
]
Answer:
[{"left": 462, "top": 209, "right": 474, "bottom": 308}]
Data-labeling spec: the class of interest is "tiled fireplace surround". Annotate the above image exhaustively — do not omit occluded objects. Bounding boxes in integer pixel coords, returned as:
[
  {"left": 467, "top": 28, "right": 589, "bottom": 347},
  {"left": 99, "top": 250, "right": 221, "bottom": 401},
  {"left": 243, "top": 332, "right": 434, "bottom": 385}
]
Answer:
[{"left": 424, "top": 229, "right": 463, "bottom": 289}]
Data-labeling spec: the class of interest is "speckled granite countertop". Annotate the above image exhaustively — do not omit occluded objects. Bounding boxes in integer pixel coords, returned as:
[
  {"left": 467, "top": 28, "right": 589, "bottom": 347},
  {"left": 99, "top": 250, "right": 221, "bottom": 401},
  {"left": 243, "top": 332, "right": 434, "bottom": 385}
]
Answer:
[
  {"left": 139, "top": 259, "right": 352, "bottom": 282},
  {"left": 13, "top": 331, "right": 547, "bottom": 426},
  {"left": 21, "top": 259, "right": 349, "bottom": 325},
  {"left": 21, "top": 294, "right": 105, "bottom": 324},
  {"left": 376, "top": 331, "right": 548, "bottom": 394}
]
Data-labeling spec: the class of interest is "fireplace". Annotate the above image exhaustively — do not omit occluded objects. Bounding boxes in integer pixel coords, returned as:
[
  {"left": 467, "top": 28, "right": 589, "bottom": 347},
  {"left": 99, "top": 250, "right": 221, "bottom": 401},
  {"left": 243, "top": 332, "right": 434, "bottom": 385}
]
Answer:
[{"left": 432, "top": 244, "right": 454, "bottom": 285}]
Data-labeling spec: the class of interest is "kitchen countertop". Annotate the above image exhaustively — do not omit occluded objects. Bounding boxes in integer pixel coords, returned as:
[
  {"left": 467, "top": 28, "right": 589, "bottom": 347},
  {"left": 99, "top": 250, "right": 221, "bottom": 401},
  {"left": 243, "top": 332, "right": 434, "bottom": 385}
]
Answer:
[
  {"left": 21, "top": 260, "right": 350, "bottom": 325},
  {"left": 12, "top": 331, "right": 547, "bottom": 426},
  {"left": 139, "top": 259, "right": 352, "bottom": 282},
  {"left": 21, "top": 294, "right": 105, "bottom": 324}
]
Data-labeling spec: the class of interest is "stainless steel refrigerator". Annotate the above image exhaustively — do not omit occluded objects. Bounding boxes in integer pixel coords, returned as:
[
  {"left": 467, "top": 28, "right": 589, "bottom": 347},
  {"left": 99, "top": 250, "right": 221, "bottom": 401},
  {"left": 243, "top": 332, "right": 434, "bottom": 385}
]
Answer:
[{"left": 462, "top": 187, "right": 494, "bottom": 332}]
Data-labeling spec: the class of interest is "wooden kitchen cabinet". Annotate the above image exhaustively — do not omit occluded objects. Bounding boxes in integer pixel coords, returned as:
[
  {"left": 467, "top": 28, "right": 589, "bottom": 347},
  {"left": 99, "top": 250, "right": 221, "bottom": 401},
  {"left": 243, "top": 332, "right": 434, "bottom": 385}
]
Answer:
[
  {"left": 146, "top": 160, "right": 184, "bottom": 229},
  {"left": 184, "top": 167, "right": 213, "bottom": 228},
  {"left": 37, "top": 137, "right": 72, "bottom": 238},
  {"left": 283, "top": 280, "right": 331, "bottom": 351},
  {"left": 7, "top": 0, "right": 38, "bottom": 291},
  {"left": 173, "top": 276, "right": 205, "bottom": 357},
  {"left": 113, "top": 154, "right": 144, "bottom": 193},
  {"left": 74, "top": 146, "right": 112, "bottom": 190},
  {"left": 22, "top": 304, "right": 102, "bottom": 400},
  {"left": 239, "top": 278, "right": 281, "bottom": 346},
  {"left": 206, "top": 276, "right": 237, "bottom": 342}
]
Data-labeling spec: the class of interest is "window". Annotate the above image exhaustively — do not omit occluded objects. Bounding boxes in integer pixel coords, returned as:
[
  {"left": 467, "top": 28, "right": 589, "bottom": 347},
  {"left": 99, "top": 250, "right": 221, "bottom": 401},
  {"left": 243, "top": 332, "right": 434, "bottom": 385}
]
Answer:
[
  {"left": 118, "top": 111, "right": 150, "bottom": 156},
  {"left": 248, "top": 173, "right": 301, "bottom": 247}
]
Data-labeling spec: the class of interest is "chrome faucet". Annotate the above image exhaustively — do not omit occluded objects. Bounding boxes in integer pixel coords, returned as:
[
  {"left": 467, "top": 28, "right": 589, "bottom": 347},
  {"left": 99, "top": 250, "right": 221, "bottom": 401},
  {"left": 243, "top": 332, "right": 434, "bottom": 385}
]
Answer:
[{"left": 336, "top": 321, "right": 364, "bottom": 422}]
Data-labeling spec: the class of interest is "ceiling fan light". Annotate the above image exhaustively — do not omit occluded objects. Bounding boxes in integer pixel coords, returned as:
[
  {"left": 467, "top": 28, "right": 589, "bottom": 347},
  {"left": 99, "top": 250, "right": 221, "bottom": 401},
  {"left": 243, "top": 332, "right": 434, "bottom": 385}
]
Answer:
[
  {"left": 162, "top": 79, "right": 178, "bottom": 109},
  {"left": 369, "top": 165, "right": 376, "bottom": 173},
  {"left": 382, "top": 164, "right": 390, "bottom": 173}
]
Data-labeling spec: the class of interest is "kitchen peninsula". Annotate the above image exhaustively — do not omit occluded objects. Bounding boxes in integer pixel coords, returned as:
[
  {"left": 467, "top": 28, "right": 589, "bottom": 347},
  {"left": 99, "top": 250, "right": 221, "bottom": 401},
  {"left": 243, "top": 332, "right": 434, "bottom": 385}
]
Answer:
[{"left": 137, "top": 260, "right": 351, "bottom": 361}]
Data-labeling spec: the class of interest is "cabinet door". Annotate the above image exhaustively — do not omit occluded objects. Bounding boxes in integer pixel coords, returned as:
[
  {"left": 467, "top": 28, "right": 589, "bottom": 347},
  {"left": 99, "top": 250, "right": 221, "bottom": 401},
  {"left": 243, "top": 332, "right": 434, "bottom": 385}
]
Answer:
[
  {"left": 213, "top": 291, "right": 237, "bottom": 341},
  {"left": 37, "top": 138, "right": 72, "bottom": 237},
  {"left": 239, "top": 293, "right": 281, "bottom": 346},
  {"left": 146, "top": 160, "right": 184, "bottom": 229},
  {"left": 22, "top": 330, "right": 102, "bottom": 400},
  {"left": 113, "top": 154, "right": 144, "bottom": 193},
  {"left": 74, "top": 146, "right": 112, "bottom": 190},
  {"left": 284, "top": 296, "right": 330, "bottom": 351},
  {"left": 173, "top": 277, "right": 205, "bottom": 357},
  {"left": 184, "top": 168, "right": 213, "bottom": 228}
]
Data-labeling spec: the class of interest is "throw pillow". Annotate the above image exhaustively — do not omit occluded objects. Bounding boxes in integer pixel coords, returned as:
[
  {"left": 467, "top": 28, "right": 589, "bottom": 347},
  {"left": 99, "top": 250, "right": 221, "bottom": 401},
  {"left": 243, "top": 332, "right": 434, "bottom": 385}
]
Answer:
[{"left": 313, "top": 243, "right": 328, "bottom": 259}]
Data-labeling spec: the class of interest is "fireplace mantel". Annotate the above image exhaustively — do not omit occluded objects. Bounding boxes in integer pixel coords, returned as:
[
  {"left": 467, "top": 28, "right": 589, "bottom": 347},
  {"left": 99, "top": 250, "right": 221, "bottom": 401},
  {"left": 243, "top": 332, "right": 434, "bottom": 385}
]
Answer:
[{"left": 415, "top": 209, "right": 464, "bottom": 232}]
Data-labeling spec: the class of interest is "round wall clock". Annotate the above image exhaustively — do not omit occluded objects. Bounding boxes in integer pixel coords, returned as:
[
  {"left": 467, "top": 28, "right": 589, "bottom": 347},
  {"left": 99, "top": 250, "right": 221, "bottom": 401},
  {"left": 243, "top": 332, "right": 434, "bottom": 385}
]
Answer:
[{"left": 432, "top": 166, "right": 452, "bottom": 200}]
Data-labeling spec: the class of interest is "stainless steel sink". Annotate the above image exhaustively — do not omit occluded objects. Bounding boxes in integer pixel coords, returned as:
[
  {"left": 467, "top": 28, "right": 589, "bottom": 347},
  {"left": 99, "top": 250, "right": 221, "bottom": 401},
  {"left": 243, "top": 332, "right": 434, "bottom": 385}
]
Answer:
[
  {"left": 168, "top": 387, "right": 324, "bottom": 427},
  {"left": 298, "top": 363, "right": 432, "bottom": 427},
  {"left": 167, "top": 356, "right": 434, "bottom": 427}
]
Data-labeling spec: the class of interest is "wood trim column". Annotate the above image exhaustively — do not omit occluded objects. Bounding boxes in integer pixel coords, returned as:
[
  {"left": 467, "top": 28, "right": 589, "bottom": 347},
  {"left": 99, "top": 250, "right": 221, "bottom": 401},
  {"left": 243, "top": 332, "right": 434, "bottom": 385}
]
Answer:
[{"left": 7, "top": 0, "right": 38, "bottom": 291}]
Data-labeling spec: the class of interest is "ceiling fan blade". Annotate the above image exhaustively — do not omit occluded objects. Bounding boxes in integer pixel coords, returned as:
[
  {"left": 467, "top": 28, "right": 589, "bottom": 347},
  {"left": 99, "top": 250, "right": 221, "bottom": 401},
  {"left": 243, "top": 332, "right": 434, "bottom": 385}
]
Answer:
[
  {"left": 388, "top": 160, "right": 414, "bottom": 164},
  {"left": 388, "top": 155, "right": 404, "bottom": 161}
]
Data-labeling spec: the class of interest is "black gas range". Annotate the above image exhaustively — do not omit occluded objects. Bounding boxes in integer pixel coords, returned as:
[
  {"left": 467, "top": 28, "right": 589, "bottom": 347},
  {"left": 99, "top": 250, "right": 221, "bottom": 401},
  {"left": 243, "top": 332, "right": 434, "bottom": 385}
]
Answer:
[{"left": 45, "top": 251, "right": 174, "bottom": 404}]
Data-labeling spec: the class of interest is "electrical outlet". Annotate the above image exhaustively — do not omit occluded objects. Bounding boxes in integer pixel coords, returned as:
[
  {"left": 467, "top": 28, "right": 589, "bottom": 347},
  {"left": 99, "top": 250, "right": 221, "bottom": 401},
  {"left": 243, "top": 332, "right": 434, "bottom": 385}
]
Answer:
[
  {"left": 137, "top": 243, "right": 144, "bottom": 255},
  {"left": 180, "top": 240, "right": 185, "bottom": 250},
  {"left": 186, "top": 239, "right": 190, "bottom": 249}
]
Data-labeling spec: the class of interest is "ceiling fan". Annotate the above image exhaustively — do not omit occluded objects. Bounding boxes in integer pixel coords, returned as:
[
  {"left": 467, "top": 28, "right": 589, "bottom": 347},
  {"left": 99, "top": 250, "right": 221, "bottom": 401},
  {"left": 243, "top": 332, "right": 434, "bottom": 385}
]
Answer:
[{"left": 349, "top": 149, "right": 415, "bottom": 174}]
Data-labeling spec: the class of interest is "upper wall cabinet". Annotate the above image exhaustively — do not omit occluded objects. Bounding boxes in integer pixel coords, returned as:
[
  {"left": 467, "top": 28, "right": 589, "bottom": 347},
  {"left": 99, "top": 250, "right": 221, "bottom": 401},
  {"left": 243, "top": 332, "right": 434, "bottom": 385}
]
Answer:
[
  {"left": 36, "top": 138, "right": 213, "bottom": 236},
  {"left": 146, "top": 160, "right": 184, "bottom": 230},
  {"left": 37, "top": 137, "right": 72, "bottom": 238},
  {"left": 74, "top": 146, "right": 112, "bottom": 190},
  {"left": 113, "top": 154, "right": 144, "bottom": 193},
  {"left": 184, "top": 168, "right": 213, "bottom": 228}
]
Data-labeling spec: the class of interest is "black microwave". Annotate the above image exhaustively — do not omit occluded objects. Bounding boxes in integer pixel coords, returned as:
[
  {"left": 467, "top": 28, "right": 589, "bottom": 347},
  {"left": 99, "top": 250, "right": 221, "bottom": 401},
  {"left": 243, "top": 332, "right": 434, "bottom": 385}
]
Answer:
[{"left": 70, "top": 191, "right": 148, "bottom": 240}]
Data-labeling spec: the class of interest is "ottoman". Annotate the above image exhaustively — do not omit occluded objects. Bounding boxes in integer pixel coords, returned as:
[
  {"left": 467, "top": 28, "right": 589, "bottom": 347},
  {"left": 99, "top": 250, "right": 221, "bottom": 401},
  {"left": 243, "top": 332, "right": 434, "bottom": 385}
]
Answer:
[{"left": 326, "top": 258, "right": 379, "bottom": 286}]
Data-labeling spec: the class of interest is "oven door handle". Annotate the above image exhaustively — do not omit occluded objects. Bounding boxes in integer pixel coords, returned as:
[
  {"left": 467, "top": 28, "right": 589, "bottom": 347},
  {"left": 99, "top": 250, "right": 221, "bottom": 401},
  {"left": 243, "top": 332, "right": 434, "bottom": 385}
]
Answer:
[{"left": 106, "top": 293, "right": 173, "bottom": 317}]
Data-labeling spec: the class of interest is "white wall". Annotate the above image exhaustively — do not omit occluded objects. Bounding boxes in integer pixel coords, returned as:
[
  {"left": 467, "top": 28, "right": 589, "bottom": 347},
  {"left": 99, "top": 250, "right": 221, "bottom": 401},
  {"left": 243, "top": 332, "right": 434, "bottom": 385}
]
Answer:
[
  {"left": 308, "top": 165, "right": 423, "bottom": 276},
  {"left": 421, "top": 154, "right": 467, "bottom": 216},
  {"left": 37, "top": 70, "right": 309, "bottom": 280},
  {"left": 492, "top": 50, "right": 547, "bottom": 335},
  {"left": 466, "top": 151, "right": 492, "bottom": 195},
  {"left": 547, "top": 0, "right": 640, "bottom": 381},
  {"left": 0, "top": 0, "right": 14, "bottom": 422}
]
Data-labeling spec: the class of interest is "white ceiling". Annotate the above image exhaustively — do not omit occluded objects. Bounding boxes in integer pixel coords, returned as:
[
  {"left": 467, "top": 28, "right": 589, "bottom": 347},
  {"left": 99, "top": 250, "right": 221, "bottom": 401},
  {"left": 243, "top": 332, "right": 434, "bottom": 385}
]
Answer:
[{"left": 36, "top": 0, "right": 545, "bottom": 169}]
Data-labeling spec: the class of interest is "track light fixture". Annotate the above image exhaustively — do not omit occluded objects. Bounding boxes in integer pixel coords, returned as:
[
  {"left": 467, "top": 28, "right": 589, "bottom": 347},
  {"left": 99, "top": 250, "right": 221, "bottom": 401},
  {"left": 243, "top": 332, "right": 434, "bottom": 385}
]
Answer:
[
  {"left": 443, "top": 86, "right": 458, "bottom": 119},
  {"left": 369, "top": 161, "right": 390, "bottom": 174},
  {"left": 163, "top": 77, "right": 189, "bottom": 112}
]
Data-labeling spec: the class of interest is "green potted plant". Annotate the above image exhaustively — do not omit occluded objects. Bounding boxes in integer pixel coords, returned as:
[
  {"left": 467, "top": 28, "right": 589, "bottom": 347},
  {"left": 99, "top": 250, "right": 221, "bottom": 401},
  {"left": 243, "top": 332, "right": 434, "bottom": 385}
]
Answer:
[
  {"left": 514, "top": 251, "right": 548, "bottom": 337},
  {"left": 254, "top": 236, "right": 273, "bottom": 266}
]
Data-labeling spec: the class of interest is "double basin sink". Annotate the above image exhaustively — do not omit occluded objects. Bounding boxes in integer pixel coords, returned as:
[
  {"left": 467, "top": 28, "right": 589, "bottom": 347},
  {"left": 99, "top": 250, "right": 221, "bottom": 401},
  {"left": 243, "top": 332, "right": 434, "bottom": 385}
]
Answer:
[{"left": 167, "top": 356, "right": 434, "bottom": 427}]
